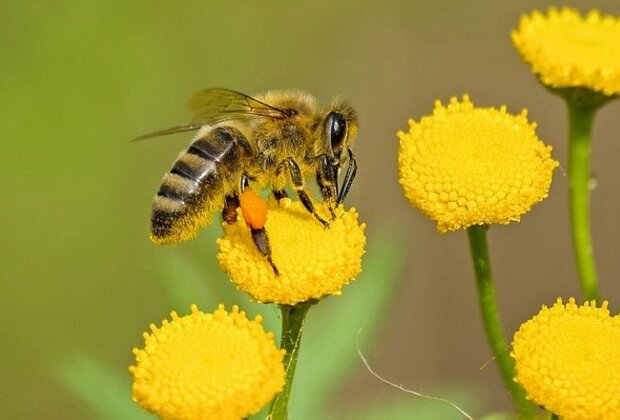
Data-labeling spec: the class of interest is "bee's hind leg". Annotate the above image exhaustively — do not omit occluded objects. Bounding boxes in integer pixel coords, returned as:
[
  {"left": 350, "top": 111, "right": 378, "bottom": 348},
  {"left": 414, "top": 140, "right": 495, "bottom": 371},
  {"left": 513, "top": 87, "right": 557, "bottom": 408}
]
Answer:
[
  {"left": 250, "top": 227, "right": 279, "bottom": 276},
  {"left": 223, "top": 194, "right": 240, "bottom": 224},
  {"left": 238, "top": 174, "right": 279, "bottom": 275}
]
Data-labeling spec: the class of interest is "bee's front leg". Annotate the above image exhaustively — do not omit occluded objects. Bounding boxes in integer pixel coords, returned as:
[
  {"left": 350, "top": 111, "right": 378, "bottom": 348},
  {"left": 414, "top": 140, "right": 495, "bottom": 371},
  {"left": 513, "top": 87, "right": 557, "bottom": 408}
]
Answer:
[
  {"left": 313, "top": 154, "right": 339, "bottom": 220},
  {"left": 279, "top": 157, "right": 330, "bottom": 228},
  {"left": 337, "top": 149, "right": 357, "bottom": 205}
]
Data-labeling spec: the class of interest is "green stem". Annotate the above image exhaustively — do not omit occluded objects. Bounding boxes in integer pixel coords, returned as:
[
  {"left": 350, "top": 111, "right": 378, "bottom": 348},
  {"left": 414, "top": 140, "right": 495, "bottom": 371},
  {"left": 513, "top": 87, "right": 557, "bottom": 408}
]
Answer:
[
  {"left": 467, "top": 225, "right": 535, "bottom": 416},
  {"left": 269, "top": 301, "right": 314, "bottom": 420},
  {"left": 566, "top": 100, "right": 600, "bottom": 301}
]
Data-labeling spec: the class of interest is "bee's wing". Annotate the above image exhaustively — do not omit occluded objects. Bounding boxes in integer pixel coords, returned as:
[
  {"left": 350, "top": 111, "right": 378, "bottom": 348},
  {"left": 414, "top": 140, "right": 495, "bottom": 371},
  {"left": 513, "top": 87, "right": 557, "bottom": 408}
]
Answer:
[
  {"left": 132, "top": 88, "right": 288, "bottom": 142},
  {"left": 132, "top": 124, "right": 203, "bottom": 142},
  {"left": 189, "top": 88, "right": 290, "bottom": 124}
]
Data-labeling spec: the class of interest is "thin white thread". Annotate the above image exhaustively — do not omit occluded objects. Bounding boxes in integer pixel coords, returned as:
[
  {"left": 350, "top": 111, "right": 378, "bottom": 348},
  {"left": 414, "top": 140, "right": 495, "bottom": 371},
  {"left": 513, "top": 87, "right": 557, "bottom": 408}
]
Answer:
[
  {"left": 478, "top": 356, "right": 495, "bottom": 371},
  {"left": 558, "top": 165, "right": 567, "bottom": 177},
  {"left": 356, "top": 331, "right": 474, "bottom": 420}
]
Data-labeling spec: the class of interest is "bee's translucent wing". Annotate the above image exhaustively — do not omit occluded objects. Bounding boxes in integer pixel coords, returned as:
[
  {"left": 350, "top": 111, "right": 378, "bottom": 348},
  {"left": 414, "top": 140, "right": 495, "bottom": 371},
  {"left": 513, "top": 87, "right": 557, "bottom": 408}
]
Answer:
[
  {"left": 132, "top": 124, "right": 202, "bottom": 142},
  {"left": 132, "top": 88, "right": 289, "bottom": 142},
  {"left": 189, "top": 88, "right": 290, "bottom": 125}
]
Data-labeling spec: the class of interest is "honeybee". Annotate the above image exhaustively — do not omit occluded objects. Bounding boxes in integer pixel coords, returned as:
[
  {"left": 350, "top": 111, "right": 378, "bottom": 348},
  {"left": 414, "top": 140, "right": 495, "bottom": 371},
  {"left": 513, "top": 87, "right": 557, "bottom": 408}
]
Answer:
[{"left": 136, "top": 88, "right": 358, "bottom": 272}]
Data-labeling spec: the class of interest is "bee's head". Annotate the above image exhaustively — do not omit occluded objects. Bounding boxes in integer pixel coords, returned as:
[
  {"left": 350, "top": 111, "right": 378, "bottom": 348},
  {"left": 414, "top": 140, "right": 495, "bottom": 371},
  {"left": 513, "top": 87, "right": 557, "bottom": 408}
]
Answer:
[
  {"left": 323, "top": 98, "right": 358, "bottom": 166},
  {"left": 319, "top": 98, "right": 358, "bottom": 204}
]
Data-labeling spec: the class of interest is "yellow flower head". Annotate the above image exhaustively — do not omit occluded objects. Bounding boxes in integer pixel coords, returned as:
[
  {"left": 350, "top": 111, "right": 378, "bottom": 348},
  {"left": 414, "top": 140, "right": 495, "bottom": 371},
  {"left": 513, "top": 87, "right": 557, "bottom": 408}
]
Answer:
[
  {"left": 130, "top": 304, "right": 285, "bottom": 420},
  {"left": 512, "top": 298, "right": 620, "bottom": 419},
  {"left": 398, "top": 95, "right": 558, "bottom": 232},
  {"left": 217, "top": 198, "right": 366, "bottom": 305},
  {"left": 512, "top": 8, "right": 620, "bottom": 96}
]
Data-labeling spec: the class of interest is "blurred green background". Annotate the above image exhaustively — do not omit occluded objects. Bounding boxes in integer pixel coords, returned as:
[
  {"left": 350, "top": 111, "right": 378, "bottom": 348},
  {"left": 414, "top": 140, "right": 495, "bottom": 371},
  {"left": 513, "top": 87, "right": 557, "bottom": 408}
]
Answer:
[{"left": 2, "top": 1, "right": 620, "bottom": 418}]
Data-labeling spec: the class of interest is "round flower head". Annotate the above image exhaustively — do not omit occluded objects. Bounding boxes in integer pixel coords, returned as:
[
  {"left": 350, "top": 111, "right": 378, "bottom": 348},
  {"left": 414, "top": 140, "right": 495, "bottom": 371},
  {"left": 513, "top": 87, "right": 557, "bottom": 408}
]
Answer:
[
  {"left": 130, "top": 304, "right": 285, "bottom": 420},
  {"left": 398, "top": 95, "right": 558, "bottom": 232},
  {"left": 217, "top": 198, "right": 366, "bottom": 305},
  {"left": 512, "top": 298, "right": 620, "bottom": 419},
  {"left": 512, "top": 8, "right": 620, "bottom": 96}
]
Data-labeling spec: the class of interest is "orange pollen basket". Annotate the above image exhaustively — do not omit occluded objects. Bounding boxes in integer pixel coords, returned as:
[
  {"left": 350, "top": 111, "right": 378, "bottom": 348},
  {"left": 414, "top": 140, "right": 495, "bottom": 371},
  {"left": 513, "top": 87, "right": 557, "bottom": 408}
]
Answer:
[{"left": 239, "top": 190, "right": 268, "bottom": 229}]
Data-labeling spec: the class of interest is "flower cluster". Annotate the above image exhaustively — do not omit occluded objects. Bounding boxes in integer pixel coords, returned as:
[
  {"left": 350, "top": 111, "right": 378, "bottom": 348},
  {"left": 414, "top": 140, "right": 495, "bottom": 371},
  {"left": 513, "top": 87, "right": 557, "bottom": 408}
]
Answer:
[
  {"left": 130, "top": 304, "right": 285, "bottom": 420},
  {"left": 512, "top": 7, "right": 620, "bottom": 96},
  {"left": 512, "top": 298, "right": 620, "bottom": 419},
  {"left": 398, "top": 95, "right": 558, "bottom": 232},
  {"left": 218, "top": 198, "right": 366, "bottom": 304}
]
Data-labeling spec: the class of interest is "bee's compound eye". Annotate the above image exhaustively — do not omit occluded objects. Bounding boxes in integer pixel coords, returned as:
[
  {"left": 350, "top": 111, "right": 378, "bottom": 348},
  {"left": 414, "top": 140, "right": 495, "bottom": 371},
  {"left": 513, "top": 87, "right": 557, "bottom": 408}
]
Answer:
[{"left": 328, "top": 112, "right": 347, "bottom": 149}]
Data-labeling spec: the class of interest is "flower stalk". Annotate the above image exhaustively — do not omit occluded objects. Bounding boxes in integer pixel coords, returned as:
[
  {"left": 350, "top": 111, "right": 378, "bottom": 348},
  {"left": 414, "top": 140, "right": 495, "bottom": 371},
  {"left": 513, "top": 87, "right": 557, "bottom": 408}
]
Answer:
[
  {"left": 467, "top": 225, "right": 535, "bottom": 416},
  {"left": 565, "top": 94, "right": 602, "bottom": 302},
  {"left": 269, "top": 301, "right": 315, "bottom": 420}
]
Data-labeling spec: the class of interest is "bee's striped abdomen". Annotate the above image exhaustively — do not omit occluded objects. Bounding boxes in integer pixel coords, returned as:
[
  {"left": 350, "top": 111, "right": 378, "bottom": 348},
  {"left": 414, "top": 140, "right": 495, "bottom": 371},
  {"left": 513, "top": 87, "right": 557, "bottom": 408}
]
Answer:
[{"left": 150, "top": 126, "right": 252, "bottom": 244}]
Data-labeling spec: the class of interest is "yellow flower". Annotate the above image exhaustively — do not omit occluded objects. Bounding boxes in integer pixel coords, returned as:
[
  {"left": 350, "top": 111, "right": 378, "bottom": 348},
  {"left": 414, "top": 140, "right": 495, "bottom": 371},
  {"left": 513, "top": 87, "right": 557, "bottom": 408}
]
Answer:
[
  {"left": 130, "top": 304, "right": 285, "bottom": 420},
  {"left": 512, "top": 8, "right": 620, "bottom": 96},
  {"left": 217, "top": 198, "right": 366, "bottom": 305},
  {"left": 512, "top": 298, "right": 620, "bottom": 419},
  {"left": 397, "top": 95, "right": 558, "bottom": 232}
]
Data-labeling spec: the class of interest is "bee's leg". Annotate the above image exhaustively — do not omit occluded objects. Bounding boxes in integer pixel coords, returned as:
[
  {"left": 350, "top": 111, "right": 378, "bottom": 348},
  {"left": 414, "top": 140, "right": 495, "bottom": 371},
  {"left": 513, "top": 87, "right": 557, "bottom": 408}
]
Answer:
[
  {"left": 250, "top": 227, "right": 279, "bottom": 276},
  {"left": 337, "top": 149, "right": 357, "bottom": 205},
  {"left": 222, "top": 194, "right": 240, "bottom": 224},
  {"left": 220, "top": 172, "right": 248, "bottom": 225},
  {"left": 238, "top": 174, "right": 279, "bottom": 275},
  {"left": 314, "top": 154, "right": 338, "bottom": 220},
  {"left": 239, "top": 173, "right": 251, "bottom": 191},
  {"left": 272, "top": 189, "right": 288, "bottom": 201},
  {"left": 281, "top": 157, "right": 330, "bottom": 228}
]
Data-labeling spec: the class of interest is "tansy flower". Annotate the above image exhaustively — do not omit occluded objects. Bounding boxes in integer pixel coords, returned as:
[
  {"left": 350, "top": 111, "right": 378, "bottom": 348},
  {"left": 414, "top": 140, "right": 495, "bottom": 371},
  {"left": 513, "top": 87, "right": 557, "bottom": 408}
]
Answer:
[
  {"left": 130, "top": 304, "right": 285, "bottom": 420},
  {"left": 512, "top": 298, "right": 620, "bottom": 419},
  {"left": 398, "top": 95, "right": 558, "bottom": 232},
  {"left": 217, "top": 198, "right": 366, "bottom": 305},
  {"left": 512, "top": 8, "right": 620, "bottom": 96}
]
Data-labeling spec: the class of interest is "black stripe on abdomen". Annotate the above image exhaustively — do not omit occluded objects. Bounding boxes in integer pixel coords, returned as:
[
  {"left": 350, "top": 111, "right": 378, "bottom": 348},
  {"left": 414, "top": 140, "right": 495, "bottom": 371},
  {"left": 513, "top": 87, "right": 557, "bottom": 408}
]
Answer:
[
  {"left": 151, "top": 207, "right": 178, "bottom": 231},
  {"left": 151, "top": 195, "right": 187, "bottom": 242},
  {"left": 150, "top": 126, "right": 253, "bottom": 245},
  {"left": 171, "top": 159, "right": 201, "bottom": 181},
  {"left": 188, "top": 129, "right": 235, "bottom": 162},
  {"left": 156, "top": 173, "right": 200, "bottom": 203},
  {"left": 171, "top": 153, "right": 218, "bottom": 182},
  {"left": 157, "top": 183, "right": 189, "bottom": 202}
]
